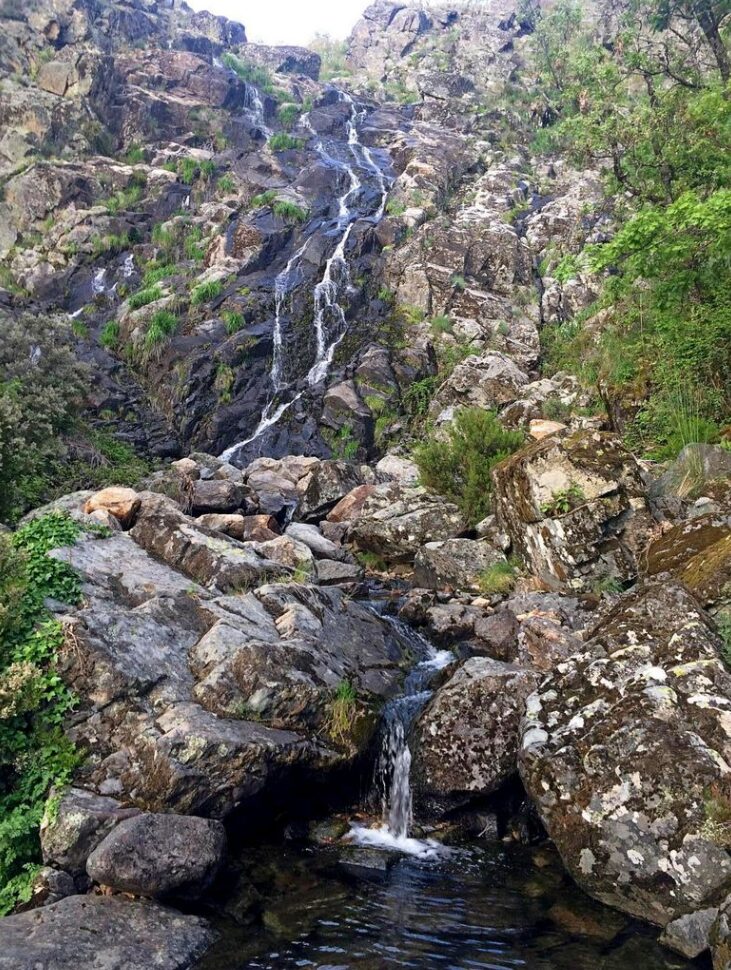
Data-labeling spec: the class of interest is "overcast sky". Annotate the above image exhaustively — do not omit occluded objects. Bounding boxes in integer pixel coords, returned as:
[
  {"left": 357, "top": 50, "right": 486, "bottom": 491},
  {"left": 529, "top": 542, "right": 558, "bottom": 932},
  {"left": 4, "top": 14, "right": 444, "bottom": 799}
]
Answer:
[{"left": 187, "top": 0, "right": 370, "bottom": 45}]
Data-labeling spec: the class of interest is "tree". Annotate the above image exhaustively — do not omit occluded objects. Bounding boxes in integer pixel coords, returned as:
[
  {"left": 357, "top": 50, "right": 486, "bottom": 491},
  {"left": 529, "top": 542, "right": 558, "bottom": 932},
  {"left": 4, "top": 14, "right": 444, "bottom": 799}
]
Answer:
[{"left": 0, "top": 310, "right": 88, "bottom": 523}]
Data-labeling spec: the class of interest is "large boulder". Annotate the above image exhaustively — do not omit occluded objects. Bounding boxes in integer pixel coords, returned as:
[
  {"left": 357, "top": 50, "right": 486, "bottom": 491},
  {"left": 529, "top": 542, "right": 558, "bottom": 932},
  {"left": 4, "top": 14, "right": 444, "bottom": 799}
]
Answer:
[
  {"left": 650, "top": 444, "right": 731, "bottom": 500},
  {"left": 412, "top": 538, "right": 505, "bottom": 590},
  {"left": 492, "top": 431, "right": 655, "bottom": 589},
  {"left": 243, "top": 456, "right": 365, "bottom": 521},
  {"left": 430, "top": 352, "right": 529, "bottom": 417},
  {"left": 643, "top": 510, "right": 731, "bottom": 607},
  {"left": 86, "top": 813, "right": 226, "bottom": 899},
  {"left": 348, "top": 483, "right": 466, "bottom": 563},
  {"left": 413, "top": 658, "right": 539, "bottom": 815},
  {"left": 41, "top": 788, "right": 139, "bottom": 877},
  {"left": 520, "top": 582, "right": 731, "bottom": 926},
  {"left": 83, "top": 488, "right": 141, "bottom": 528},
  {"left": 0, "top": 895, "right": 215, "bottom": 970}
]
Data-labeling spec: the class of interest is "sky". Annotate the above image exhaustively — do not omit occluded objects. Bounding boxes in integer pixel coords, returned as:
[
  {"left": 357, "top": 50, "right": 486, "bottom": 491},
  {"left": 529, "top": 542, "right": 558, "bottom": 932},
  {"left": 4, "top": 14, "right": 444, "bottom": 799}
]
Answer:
[{"left": 187, "top": 0, "right": 370, "bottom": 45}]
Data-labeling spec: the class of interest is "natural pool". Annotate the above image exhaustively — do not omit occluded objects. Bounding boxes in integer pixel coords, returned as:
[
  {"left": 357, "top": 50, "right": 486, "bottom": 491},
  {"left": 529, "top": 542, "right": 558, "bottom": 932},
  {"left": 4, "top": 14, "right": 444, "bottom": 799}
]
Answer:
[{"left": 199, "top": 837, "right": 708, "bottom": 970}]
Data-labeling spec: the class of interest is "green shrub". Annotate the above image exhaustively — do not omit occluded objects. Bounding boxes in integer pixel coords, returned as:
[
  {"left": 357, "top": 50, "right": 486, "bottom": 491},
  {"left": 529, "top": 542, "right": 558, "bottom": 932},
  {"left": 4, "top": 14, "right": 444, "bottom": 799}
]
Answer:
[
  {"left": 128, "top": 285, "right": 163, "bottom": 309},
  {"left": 221, "top": 53, "right": 276, "bottom": 94},
  {"left": 250, "top": 190, "right": 278, "bottom": 209},
  {"left": 190, "top": 279, "right": 223, "bottom": 305},
  {"left": 414, "top": 408, "right": 524, "bottom": 524},
  {"left": 125, "top": 143, "right": 145, "bottom": 164},
  {"left": 402, "top": 376, "right": 438, "bottom": 419},
  {"left": 177, "top": 157, "right": 198, "bottom": 184},
  {"left": 217, "top": 173, "right": 235, "bottom": 194},
  {"left": 278, "top": 102, "right": 301, "bottom": 129},
  {"left": 272, "top": 200, "right": 308, "bottom": 223},
  {"left": 386, "top": 198, "right": 406, "bottom": 216},
  {"left": 143, "top": 263, "right": 174, "bottom": 286},
  {"left": 0, "top": 514, "right": 84, "bottom": 913},
  {"left": 99, "top": 320, "right": 120, "bottom": 349},
  {"left": 199, "top": 160, "right": 216, "bottom": 181},
  {"left": 144, "top": 310, "right": 178, "bottom": 348},
  {"left": 478, "top": 560, "right": 517, "bottom": 595},
  {"left": 0, "top": 311, "right": 87, "bottom": 524},
  {"left": 184, "top": 226, "right": 206, "bottom": 261},
  {"left": 222, "top": 310, "right": 245, "bottom": 334},
  {"left": 451, "top": 273, "right": 466, "bottom": 291},
  {"left": 430, "top": 315, "right": 453, "bottom": 336},
  {"left": 268, "top": 133, "right": 303, "bottom": 152}
]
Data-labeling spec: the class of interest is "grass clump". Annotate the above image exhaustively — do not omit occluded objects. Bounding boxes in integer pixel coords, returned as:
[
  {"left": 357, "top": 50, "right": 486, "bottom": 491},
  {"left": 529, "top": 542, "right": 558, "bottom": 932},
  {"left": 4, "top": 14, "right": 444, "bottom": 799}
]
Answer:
[
  {"left": 325, "top": 680, "right": 358, "bottom": 745},
  {"left": 144, "top": 310, "right": 178, "bottom": 349},
  {"left": 143, "top": 263, "right": 174, "bottom": 287},
  {"left": 190, "top": 280, "right": 223, "bottom": 306},
  {"left": 272, "top": 200, "right": 308, "bottom": 223},
  {"left": 268, "top": 133, "right": 303, "bottom": 152},
  {"left": 221, "top": 53, "right": 276, "bottom": 94},
  {"left": 128, "top": 285, "right": 163, "bottom": 310},
  {"left": 222, "top": 310, "right": 245, "bottom": 334},
  {"left": 99, "top": 320, "right": 120, "bottom": 349},
  {"left": 414, "top": 408, "right": 524, "bottom": 525},
  {"left": 478, "top": 560, "right": 517, "bottom": 596}
]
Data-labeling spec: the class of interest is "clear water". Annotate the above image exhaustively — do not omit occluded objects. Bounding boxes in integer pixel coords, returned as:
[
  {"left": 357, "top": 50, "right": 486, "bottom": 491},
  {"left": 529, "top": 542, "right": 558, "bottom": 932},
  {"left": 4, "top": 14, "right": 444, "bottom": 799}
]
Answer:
[{"left": 199, "top": 840, "right": 707, "bottom": 970}]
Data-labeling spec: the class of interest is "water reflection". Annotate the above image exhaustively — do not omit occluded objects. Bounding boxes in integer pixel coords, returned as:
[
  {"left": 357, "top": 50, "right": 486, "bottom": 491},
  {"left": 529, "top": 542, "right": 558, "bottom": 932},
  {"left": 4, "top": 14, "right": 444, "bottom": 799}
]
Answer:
[{"left": 199, "top": 840, "right": 708, "bottom": 970}]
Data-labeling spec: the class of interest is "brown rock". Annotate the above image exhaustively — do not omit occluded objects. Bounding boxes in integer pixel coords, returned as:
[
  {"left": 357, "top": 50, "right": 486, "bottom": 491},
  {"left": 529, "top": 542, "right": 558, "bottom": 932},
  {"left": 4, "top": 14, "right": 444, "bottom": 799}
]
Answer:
[
  {"left": 196, "top": 513, "right": 245, "bottom": 539},
  {"left": 241, "top": 514, "right": 280, "bottom": 542},
  {"left": 327, "top": 484, "right": 376, "bottom": 523},
  {"left": 84, "top": 487, "right": 141, "bottom": 529}
]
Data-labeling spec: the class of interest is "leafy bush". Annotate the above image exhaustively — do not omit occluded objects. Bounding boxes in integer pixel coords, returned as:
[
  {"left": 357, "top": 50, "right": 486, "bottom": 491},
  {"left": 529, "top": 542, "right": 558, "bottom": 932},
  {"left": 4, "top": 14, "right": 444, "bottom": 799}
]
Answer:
[
  {"left": 0, "top": 311, "right": 87, "bottom": 524},
  {"left": 414, "top": 408, "right": 524, "bottom": 524},
  {"left": 402, "top": 376, "right": 438, "bottom": 419},
  {"left": 190, "top": 280, "right": 223, "bottom": 305},
  {"left": 0, "top": 514, "right": 84, "bottom": 913},
  {"left": 128, "top": 285, "right": 162, "bottom": 309}
]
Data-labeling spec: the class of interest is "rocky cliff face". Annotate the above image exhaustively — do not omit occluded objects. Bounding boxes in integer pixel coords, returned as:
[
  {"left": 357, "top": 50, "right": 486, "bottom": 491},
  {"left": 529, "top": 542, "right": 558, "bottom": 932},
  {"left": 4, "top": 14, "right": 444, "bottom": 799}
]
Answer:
[{"left": 2, "top": 0, "right": 731, "bottom": 967}]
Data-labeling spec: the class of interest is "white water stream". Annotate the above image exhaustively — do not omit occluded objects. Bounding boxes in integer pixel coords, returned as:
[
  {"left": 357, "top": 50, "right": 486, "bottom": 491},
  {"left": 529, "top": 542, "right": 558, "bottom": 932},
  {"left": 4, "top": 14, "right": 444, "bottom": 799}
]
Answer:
[
  {"left": 349, "top": 620, "right": 453, "bottom": 858},
  {"left": 220, "top": 91, "right": 390, "bottom": 462}
]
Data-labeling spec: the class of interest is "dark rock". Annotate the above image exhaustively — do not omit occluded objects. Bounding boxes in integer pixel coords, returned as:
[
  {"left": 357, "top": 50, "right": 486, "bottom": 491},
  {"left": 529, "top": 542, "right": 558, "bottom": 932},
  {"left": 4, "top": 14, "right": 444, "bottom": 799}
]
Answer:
[
  {"left": 0, "top": 895, "right": 215, "bottom": 970},
  {"left": 660, "top": 906, "right": 717, "bottom": 959},
  {"left": 413, "top": 538, "right": 505, "bottom": 590},
  {"left": 86, "top": 812, "right": 226, "bottom": 899},
  {"left": 643, "top": 510, "right": 731, "bottom": 607}
]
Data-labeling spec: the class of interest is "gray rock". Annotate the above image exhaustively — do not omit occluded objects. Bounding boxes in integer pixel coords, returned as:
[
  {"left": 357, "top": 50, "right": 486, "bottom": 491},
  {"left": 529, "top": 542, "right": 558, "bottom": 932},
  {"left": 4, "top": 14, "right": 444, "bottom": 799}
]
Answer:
[
  {"left": 0, "top": 895, "right": 215, "bottom": 970},
  {"left": 41, "top": 787, "right": 139, "bottom": 877},
  {"left": 413, "top": 538, "right": 505, "bottom": 590},
  {"left": 86, "top": 812, "right": 226, "bottom": 899},
  {"left": 520, "top": 582, "right": 731, "bottom": 925},
  {"left": 712, "top": 894, "right": 731, "bottom": 968},
  {"left": 413, "top": 657, "right": 539, "bottom": 815},
  {"left": 285, "top": 522, "right": 344, "bottom": 560},
  {"left": 315, "top": 559, "right": 364, "bottom": 585},
  {"left": 660, "top": 906, "right": 717, "bottom": 958},
  {"left": 190, "top": 478, "right": 247, "bottom": 513},
  {"left": 650, "top": 444, "right": 731, "bottom": 500}
]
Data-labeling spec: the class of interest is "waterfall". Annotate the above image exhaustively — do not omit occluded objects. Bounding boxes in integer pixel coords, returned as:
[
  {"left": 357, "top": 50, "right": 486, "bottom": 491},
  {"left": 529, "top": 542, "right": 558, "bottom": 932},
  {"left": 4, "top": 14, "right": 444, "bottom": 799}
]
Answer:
[
  {"left": 349, "top": 620, "right": 452, "bottom": 857},
  {"left": 220, "top": 91, "right": 391, "bottom": 463},
  {"left": 122, "top": 253, "right": 135, "bottom": 278},
  {"left": 92, "top": 268, "right": 107, "bottom": 295},
  {"left": 245, "top": 83, "right": 270, "bottom": 136}
]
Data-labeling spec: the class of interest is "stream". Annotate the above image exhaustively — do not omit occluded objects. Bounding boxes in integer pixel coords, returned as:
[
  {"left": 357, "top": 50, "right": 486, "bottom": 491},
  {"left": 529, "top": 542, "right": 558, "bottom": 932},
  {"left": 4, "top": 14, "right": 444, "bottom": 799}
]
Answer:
[{"left": 197, "top": 610, "right": 707, "bottom": 970}]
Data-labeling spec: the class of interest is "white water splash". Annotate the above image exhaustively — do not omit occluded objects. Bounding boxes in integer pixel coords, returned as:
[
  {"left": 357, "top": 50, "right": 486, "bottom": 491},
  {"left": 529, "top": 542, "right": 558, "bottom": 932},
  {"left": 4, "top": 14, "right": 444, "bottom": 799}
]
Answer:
[
  {"left": 245, "top": 84, "right": 270, "bottom": 136},
  {"left": 92, "top": 268, "right": 107, "bottom": 295},
  {"left": 122, "top": 253, "right": 135, "bottom": 278},
  {"left": 348, "top": 637, "right": 452, "bottom": 857},
  {"left": 68, "top": 307, "right": 85, "bottom": 319}
]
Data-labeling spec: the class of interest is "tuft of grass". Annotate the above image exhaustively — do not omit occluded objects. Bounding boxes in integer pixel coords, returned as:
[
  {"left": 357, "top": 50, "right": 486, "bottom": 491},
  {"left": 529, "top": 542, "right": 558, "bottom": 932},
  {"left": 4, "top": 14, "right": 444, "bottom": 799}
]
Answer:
[
  {"left": 222, "top": 310, "right": 245, "bottom": 334},
  {"left": 325, "top": 680, "right": 358, "bottom": 745},
  {"left": 99, "top": 320, "right": 120, "bottom": 349},
  {"left": 272, "top": 200, "right": 308, "bottom": 223},
  {"left": 190, "top": 279, "right": 223, "bottom": 305},
  {"left": 430, "top": 314, "right": 453, "bottom": 336},
  {"left": 478, "top": 560, "right": 517, "bottom": 595},
  {"left": 268, "top": 133, "right": 303, "bottom": 152},
  {"left": 128, "top": 285, "right": 163, "bottom": 310},
  {"left": 144, "top": 310, "right": 178, "bottom": 349}
]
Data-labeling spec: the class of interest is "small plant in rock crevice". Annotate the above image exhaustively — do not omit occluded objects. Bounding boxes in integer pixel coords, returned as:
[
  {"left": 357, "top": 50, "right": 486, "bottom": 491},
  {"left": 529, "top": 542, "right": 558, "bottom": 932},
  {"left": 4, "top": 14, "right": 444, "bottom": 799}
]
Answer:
[
  {"left": 478, "top": 559, "right": 518, "bottom": 596},
  {"left": 325, "top": 680, "right": 358, "bottom": 745},
  {"left": 540, "top": 482, "right": 586, "bottom": 517}
]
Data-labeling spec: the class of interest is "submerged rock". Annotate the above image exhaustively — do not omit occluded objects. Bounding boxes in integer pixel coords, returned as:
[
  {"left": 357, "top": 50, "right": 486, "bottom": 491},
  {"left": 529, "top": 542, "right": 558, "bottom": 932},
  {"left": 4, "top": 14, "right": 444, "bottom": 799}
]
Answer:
[{"left": 520, "top": 582, "right": 731, "bottom": 925}]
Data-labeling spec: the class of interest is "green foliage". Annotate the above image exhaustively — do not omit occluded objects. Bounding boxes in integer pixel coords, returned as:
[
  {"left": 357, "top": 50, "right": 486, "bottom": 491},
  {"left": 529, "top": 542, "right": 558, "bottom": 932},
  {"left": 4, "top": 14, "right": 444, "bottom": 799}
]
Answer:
[
  {"left": 268, "top": 133, "right": 304, "bottom": 152},
  {"left": 451, "top": 274, "right": 466, "bottom": 291},
  {"left": 278, "top": 102, "right": 301, "bottom": 129},
  {"left": 99, "top": 320, "right": 120, "bottom": 349},
  {"left": 272, "top": 200, "right": 308, "bottom": 223},
  {"left": 325, "top": 424, "right": 359, "bottom": 461},
  {"left": 0, "top": 311, "right": 88, "bottom": 524},
  {"left": 251, "top": 190, "right": 278, "bottom": 209},
  {"left": 221, "top": 53, "right": 276, "bottom": 94},
  {"left": 402, "top": 376, "right": 439, "bottom": 420},
  {"left": 222, "top": 310, "right": 245, "bottom": 334},
  {"left": 540, "top": 482, "right": 586, "bottom": 516},
  {"left": 217, "top": 173, "right": 235, "bottom": 194},
  {"left": 124, "top": 143, "right": 145, "bottom": 164},
  {"left": 414, "top": 408, "right": 524, "bottom": 524},
  {"left": 184, "top": 225, "right": 206, "bottom": 261},
  {"left": 385, "top": 198, "right": 407, "bottom": 216},
  {"left": 430, "top": 315, "right": 453, "bottom": 336},
  {"left": 143, "top": 263, "right": 174, "bottom": 287},
  {"left": 144, "top": 310, "right": 178, "bottom": 349},
  {"left": 0, "top": 514, "right": 84, "bottom": 913},
  {"left": 325, "top": 680, "right": 358, "bottom": 745},
  {"left": 177, "top": 157, "right": 198, "bottom": 185},
  {"left": 103, "top": 174, "right": 146, "bottom": 214},
  {"left": 190, "top": 279, "right": 223, "bottom": 305},
  {"left": 478, "top": 560, "right": 517, "bottom": 595},
  {"left": 128, "top": 285, "right": 163, "bottom": 309},
  {"left": 214, "top": 362, "right": 235, "bottom": 404},
  {"left": 310, "top": 34, "right": 350, "bottom": 82}
]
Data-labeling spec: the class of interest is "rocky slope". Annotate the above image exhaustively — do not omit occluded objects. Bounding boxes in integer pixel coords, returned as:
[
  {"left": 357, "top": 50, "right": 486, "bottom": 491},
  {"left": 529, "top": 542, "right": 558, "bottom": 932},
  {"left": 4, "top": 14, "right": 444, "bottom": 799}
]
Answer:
[{"left": 1, "top": 0, "right": 730, "bottom": 968}]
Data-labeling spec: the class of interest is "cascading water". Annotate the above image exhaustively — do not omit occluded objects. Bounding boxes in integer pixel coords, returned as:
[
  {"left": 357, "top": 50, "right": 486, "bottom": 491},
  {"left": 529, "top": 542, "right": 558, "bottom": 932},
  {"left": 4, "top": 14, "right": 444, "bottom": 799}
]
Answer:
[
  {"left": 92, "top": 268, "right": 107, "bottom": 295},
  {"left": 220, "top": 91, "right": 391, "bottom": 463},
  {"left": 349, "top": 618, "right": 452, "bottom": 857},
  {"left": 244, "top": 83, "right": 270, "bottom": 136}
]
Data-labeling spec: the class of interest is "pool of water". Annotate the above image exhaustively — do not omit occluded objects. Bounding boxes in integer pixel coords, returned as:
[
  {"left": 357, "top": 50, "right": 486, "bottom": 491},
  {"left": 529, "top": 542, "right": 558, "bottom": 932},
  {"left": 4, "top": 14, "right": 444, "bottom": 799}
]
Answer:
[{"left": 198, "top": 838, "right": 709, "bottom": 970}]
